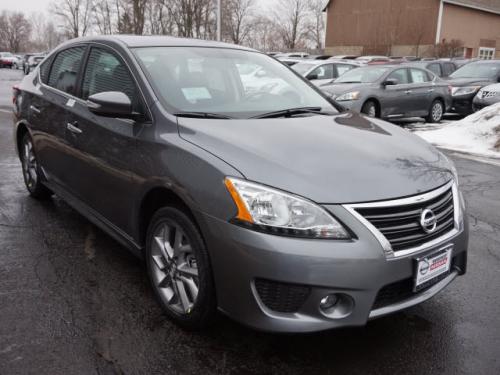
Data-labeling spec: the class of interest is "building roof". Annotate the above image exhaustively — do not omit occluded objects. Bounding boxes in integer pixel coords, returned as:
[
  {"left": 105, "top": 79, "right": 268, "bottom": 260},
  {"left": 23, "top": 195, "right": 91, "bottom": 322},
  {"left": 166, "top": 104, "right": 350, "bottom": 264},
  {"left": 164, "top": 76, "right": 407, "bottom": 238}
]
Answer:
[{"left": 323, "top": 0, "right": 500, "bottom": 15}]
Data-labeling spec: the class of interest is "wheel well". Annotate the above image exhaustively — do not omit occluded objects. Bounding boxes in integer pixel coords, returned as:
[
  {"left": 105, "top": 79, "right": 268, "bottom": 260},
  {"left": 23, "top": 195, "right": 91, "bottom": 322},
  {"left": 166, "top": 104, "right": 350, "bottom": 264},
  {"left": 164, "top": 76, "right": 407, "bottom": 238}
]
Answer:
[
  {"left": 138, "top": 187, "right": 197, "bottom": 246},
  {"left": 16, "top": 123, "right": 29, "bottom": 157},
  {"left": 363, "top": 98, "right": 381, "bottom": 117}
]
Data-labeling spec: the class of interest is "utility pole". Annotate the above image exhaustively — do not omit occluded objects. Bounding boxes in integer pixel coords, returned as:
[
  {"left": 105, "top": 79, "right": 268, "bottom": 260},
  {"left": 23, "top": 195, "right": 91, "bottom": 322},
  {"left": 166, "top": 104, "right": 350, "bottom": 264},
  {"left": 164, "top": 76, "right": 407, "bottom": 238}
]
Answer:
[{"left": 217, "top": 0, "right": 222, "bottom": 41}]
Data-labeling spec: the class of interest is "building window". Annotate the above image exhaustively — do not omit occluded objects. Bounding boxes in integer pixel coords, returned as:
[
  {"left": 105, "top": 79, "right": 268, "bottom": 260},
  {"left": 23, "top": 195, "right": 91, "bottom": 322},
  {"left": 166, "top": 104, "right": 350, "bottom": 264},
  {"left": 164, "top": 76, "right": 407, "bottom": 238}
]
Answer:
[{"left": 478, "top": 47, "right": 495, "bottom": 60}]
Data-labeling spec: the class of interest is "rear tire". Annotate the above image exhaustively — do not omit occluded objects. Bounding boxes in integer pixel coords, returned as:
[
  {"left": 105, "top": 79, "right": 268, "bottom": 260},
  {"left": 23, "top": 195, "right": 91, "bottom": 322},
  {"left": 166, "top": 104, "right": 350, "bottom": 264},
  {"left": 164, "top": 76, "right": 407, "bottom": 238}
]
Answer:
[
  {"left": 145, "top": 206, "right": 216, "bottom": 330},
  {"left": 20, "top": 133, "right": 52, "bottom": 199},
  {"left": 361, "top": 100, "right": 378, "bottom": 118},
  {"left": 426, "top": 100, "right": 444, "bottom": 123}
]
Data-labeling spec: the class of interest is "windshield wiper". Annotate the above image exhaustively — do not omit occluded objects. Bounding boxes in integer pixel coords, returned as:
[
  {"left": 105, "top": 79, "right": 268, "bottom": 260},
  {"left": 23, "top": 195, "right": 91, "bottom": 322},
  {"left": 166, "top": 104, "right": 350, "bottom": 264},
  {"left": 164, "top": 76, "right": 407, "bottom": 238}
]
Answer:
[
  {"left": 252, "top": 107, "right": 332, "bottom": 119},
  {"left": 174, "top": 111, "right": 233, "bottom": 119},
  {"left": 337, "top": 81, "right": 362, "bottom": 84}
]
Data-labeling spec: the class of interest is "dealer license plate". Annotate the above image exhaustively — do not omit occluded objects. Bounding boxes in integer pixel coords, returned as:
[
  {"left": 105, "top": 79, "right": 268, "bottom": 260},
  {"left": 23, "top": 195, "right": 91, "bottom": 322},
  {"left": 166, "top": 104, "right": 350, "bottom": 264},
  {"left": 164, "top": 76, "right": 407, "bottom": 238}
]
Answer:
[{"left": 414, "top": 246, "right": 452, "bottom": 291}]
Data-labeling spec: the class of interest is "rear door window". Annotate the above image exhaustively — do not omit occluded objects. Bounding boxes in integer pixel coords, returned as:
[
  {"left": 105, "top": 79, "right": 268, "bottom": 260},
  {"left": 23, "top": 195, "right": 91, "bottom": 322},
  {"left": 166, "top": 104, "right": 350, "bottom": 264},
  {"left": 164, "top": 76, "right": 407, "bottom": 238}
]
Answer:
[
  {"left": 308, "top": 64, "right": 334, "bottom": 80},
  {"left": 410, "top": 68, "right": 431, "bottom": 83},
  {"left": 47, "top": 47, "right": 86, "bottom": 95},
  {"left": 335, "top": 64, "right": 356, "bottom": 77}
]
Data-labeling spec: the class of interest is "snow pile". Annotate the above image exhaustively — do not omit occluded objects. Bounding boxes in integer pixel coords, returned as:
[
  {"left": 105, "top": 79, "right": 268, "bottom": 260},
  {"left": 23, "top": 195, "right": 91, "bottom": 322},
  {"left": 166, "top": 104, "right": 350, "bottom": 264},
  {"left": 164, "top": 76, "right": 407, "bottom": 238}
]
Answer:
[{"left": 414, "top": 103, "right": 500, "bottom": 158}]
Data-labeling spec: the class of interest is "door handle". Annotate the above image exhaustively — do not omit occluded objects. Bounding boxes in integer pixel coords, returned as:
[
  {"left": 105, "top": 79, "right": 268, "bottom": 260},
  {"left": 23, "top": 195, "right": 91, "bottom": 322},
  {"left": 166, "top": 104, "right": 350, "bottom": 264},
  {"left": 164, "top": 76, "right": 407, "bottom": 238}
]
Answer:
[
  {"left": 428, "top": 89, "right": 435, "bottom": 93},
  {"left": 30, "top": 105, "right": 41, "bottom": 114},
  {"left": 67, "top": 122, "right": 82, "bottom": 134},
  {"left": 405, "top": 90, "right": 412, "bottom": 94}
]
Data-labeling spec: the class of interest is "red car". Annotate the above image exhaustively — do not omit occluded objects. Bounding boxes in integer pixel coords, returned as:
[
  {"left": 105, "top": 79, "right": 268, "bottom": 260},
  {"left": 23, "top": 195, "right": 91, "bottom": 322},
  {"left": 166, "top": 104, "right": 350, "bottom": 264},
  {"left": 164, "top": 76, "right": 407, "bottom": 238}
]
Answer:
[{"left": 0, "top": 52, "right": 16, "bottom": 68}]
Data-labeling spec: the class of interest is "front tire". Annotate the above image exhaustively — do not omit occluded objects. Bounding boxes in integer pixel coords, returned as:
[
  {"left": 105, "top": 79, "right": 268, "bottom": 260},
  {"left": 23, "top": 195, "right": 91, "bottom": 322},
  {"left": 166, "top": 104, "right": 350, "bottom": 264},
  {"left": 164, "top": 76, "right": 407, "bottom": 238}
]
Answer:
[
  {"left": 20, "top": 133, "right": 52, "bottom": 199},
  {"left": 145, "top": 206, "right": 216, "bottom": 330},
  {"left": 426, "top": 100, "right": 444, "bottom": 123},
  {"left": 361, "top": 100, "right": 378, "bottom": 118}
]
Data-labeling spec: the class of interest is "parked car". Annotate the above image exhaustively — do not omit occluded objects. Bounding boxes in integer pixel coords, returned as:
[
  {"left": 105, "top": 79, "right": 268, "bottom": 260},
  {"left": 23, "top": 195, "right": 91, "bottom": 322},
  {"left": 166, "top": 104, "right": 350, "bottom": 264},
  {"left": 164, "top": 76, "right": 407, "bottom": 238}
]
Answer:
[
  {"left": 274, "top": 52, "right": 309, "bottom": 59},
  {"left": 355, "top": 55, "right": 391, "bottom": 64},
  {"left": 321, "top": 65, "right": 452, "bottom": 122},
  {"left": 305, "top": 55, "right": 332, "bottom": 60},
  {"left": 404, "top": 60, "right": 457, "bottom": 78},
  {"left": 331, "top": 55, "right": 359, "bottom": 60},
  {"left": 13, "top": 36, "right": 468, "bottom": 333},
  {"left": 24, "top": 55, "right": 45, "bottom": 74},
  {"left": 446, "top": 60, "right": 500, "bottom": 114},
  {"left": 472, "top": 83, "right": 500, "bottom": 111},
  {"left": 276, "top": 57, "right": 303, "bottom": 66},
  {"left": 291, "top": 59, "right": 361, "bottom": 86},
  {"left": 0, "top": 52, "right": 16, "bottom": 68},
  {"left": 13, "top": 55, "right": 23, "bottom": 69}
]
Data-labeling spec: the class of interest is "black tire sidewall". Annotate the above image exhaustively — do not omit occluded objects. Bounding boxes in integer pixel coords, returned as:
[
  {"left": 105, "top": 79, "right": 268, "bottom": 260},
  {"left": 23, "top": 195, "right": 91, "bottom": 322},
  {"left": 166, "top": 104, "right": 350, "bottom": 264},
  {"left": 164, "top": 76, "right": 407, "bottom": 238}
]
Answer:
[
  {"left": 20, "top": 133, "right": 52, "bottom": 199},
  {"left": 145, "top": 206, "right": 216, "bottom": 330},
  {"left": 362, "top": 101, "right": 377, "bottom": 117}
]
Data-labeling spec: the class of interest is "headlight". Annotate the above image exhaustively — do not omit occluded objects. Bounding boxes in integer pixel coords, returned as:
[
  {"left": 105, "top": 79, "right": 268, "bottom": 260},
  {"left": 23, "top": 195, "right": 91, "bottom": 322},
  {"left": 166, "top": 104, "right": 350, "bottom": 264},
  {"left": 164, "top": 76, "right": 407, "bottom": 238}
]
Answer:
[
  {"left": 335, "top": 91, "right": 360, "bottom": 101},
  {"left": 451, "top": 86, "right": 481, "bottom": 97},
  {"left": 224, "top": 177, "right": 351, "bottom": 239}
]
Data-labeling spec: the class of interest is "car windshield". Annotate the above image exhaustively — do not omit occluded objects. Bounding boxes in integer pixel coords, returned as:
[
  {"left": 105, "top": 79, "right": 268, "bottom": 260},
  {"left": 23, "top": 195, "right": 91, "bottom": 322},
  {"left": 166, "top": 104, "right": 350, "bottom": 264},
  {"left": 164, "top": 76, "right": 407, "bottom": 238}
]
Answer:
[
  {"left": 292, "top": 62, "right": 316, "bottom": 75},
  {"left": 133, "top": 47, "right": 337, "bottom": 118},
  {"left": 335, "top": 66, "right": 389, "bottom": 83},
  {"left": 450, "top": 63, "right": 500, "bottom": 79}
]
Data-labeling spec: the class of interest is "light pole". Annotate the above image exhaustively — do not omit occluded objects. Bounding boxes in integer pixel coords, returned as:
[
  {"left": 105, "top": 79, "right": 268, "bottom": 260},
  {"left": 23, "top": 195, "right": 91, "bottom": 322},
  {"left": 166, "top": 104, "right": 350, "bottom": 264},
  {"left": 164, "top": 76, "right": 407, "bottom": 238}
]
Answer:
[{"left": 217, "top": 0, "right": 222, "bottom": 41}]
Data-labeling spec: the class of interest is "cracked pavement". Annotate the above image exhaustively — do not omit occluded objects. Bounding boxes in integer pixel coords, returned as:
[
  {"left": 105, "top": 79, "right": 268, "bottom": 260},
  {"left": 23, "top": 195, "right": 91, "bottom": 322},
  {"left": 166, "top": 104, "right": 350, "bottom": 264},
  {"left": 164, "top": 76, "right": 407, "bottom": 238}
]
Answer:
[{"left": 0, "top": 69, "right": 499, "bottom": 375}]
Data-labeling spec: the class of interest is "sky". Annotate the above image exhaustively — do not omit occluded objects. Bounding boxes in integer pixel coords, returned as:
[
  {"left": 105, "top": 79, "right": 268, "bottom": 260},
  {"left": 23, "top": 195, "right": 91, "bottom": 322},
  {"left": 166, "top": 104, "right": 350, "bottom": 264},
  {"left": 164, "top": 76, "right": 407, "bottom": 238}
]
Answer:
[
  {"left": 0, "top": 0, "right": 51, "bottom": 14},
  {"left": 0, "top": 0, "right": 277, "bottom": 16}
]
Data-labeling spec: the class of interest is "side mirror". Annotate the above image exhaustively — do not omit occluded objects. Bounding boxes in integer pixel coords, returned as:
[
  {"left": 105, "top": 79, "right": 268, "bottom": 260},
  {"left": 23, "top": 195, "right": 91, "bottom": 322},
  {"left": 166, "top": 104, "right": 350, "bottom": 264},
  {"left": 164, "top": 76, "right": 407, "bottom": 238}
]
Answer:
[
  {"left": 382, "top": 78, "right": 398, "bottom": 87},
  {"left": 307, "top": 73, "right": 319, "bottom": 80},
  {"left": 87, "top": 91, "right": 136, "bottom": 119}
]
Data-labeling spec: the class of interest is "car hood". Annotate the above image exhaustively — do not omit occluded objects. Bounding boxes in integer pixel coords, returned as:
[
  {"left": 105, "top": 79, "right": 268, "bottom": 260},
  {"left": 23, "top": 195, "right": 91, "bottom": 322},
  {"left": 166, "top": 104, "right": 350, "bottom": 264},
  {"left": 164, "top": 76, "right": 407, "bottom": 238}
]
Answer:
[
  {"left": 445, "top": 77, "right": 494, "bottom": 87},
  {"left": 321, "top": 82, "right": 373, "bottom": 96},
  {"left": 178, "top": 112, "right": 453, "bottom": 203}
]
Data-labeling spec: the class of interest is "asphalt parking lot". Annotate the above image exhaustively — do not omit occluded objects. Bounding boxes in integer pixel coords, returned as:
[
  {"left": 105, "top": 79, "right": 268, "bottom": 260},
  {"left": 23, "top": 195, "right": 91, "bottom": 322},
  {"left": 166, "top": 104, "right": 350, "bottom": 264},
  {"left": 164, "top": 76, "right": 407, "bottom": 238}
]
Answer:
[{"left": 0, "top": 68, "right": 499, "bottom": 375}]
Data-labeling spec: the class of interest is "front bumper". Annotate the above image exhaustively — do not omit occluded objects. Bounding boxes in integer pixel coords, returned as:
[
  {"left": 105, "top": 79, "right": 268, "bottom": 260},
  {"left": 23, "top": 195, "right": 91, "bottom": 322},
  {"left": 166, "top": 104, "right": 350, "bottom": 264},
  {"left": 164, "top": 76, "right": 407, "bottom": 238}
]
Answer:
[
  {"left": 472, "top": 96, "right": 499, "bottom": 112},
  {"left": 334, "top": 100, "right": 363, "bottom": 113},
  {"left": 451, "top": 94, "right": 475, "bottom": 114},
  {"left": 197, "top": 198, "right": 468, "bottom": 333}
]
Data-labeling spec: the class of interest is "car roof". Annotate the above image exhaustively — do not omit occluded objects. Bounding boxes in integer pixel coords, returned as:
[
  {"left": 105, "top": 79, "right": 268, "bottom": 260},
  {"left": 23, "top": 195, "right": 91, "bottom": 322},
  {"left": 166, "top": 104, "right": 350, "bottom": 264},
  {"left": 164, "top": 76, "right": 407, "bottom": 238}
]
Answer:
[{"left": 60, "top": 35, "right": 257, "bottom": 52}]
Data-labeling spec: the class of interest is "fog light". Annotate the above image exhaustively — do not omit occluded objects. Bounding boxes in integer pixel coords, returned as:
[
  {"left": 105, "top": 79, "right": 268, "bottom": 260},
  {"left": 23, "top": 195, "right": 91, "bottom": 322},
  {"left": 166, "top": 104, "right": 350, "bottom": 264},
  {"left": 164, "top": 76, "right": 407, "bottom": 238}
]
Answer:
[{"left": 320, "top": 294, "right": 339, "bottom": 311}]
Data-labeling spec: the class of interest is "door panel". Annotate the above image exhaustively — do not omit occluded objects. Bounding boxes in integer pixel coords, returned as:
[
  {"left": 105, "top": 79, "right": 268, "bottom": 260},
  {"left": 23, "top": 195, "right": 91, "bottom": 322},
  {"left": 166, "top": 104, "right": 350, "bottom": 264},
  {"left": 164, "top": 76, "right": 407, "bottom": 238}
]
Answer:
[
  {"left": 63, "top": 46, "right": 146, "bottom": 233},
  {"left": 380, "top": 68, "right": 413, "bottom": 118},
  {"left": 408, "top": 68, "right": 434, "bottom": 117},
  {"left": 30, "top": 46, "right": 86, "bottom": 190}
]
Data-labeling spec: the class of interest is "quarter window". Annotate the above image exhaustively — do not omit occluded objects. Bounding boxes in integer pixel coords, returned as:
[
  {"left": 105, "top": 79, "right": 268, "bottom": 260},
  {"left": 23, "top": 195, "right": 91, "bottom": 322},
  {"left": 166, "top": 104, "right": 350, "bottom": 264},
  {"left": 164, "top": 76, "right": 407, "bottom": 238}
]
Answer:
[
  {"left": 443, "top": 63, "right": 456, "bottom": 76},
  {"left": 47, "top": 47, "right": 86, "bottom": 95}
]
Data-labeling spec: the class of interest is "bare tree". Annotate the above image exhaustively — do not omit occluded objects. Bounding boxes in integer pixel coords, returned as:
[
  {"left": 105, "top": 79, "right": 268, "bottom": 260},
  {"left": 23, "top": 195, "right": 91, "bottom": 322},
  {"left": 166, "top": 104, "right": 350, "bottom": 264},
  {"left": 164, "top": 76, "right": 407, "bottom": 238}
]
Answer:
[
  {"left": 52, "top": 0, "right": 93, "bottom": 38},
  {"left": 0, "top": 11, "right": 32, "bottom": 52},
  {"left": 435, "top": 39, "right": 464, "bottom": 58},
  {"left": 305, "top": 0, "right": 326, "bottom": 50},
  {"left": 274, "top": 0, "right": 308, "bottom": 50},
  {"left": 93, "top": 0, "right": 116, "bottom": 35},
  {"left": 222, "top": 0, "right": 255, "bottom": 45},
  {"left": 165, "top": 0, "right": 215, "bottom": 39}
]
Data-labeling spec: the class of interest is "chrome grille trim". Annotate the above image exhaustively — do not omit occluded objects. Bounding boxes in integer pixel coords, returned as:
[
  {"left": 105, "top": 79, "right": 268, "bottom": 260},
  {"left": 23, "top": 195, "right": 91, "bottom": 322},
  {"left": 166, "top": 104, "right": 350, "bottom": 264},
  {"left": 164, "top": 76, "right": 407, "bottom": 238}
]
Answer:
[{"left": 344, "top": 180, "right": 460, "bottom": 258}]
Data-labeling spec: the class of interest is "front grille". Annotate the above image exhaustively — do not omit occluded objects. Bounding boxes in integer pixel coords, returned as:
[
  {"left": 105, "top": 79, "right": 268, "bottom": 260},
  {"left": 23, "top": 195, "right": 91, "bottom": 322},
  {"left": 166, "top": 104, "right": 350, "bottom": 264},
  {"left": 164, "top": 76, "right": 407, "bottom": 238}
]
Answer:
[
  {"left": 254, "top": 279, "right": 310, "bottom": 313},
  {"left": 355, "top": 185, "right": 455, "bottom": 252}
]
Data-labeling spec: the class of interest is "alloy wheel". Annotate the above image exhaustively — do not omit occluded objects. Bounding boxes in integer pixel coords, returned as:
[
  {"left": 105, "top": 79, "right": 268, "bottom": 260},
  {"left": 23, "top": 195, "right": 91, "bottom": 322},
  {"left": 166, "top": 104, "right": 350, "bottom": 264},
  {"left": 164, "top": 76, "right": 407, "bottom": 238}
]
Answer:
[
  {"left": 367, "top": 105, "right": 376, "bottom": 118},
  {"left": 432, "top": 102, "right": 443, "bottom": 122},
  {"left": 150, "top": 221, "right": 199, "bottom": 315},
  {"left": 22, "top": 138, "right": 38, "bottom": 190}
]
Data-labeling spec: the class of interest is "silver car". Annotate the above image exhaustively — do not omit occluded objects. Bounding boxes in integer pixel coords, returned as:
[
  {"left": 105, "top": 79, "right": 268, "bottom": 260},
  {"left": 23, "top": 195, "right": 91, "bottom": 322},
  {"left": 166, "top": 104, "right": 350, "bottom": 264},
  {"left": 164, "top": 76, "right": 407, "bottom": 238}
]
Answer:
[
  {"left": 291, "top": 59, "right": 362, "bottom": 86},
  {"left": 321, "top": 65, "right": 452, "bottom": 122}
]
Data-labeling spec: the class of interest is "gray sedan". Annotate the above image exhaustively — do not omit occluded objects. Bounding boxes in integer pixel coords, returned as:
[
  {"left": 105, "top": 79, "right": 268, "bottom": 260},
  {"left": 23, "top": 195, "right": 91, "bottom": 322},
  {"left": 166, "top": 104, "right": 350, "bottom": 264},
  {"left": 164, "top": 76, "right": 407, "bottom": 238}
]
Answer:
[
  {"left": 321, "top": 65, "right": 452, "bottom": 122},
  {"left": 291, "top": 60, "right": 361, "bottom": 86}
]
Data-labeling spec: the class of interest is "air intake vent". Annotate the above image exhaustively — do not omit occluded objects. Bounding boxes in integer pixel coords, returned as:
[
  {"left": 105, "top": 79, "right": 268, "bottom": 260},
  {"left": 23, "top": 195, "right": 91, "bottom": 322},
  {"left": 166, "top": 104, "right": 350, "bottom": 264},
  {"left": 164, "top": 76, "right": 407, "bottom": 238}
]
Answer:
[{"left": 255, "top": 279, "right": 310, "bottom": 313}]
